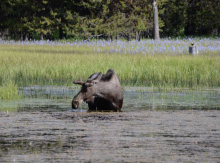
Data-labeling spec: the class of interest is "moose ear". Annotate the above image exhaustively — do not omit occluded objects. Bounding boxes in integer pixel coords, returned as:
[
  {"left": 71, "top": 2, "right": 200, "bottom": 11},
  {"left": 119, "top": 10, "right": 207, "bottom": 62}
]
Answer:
[
  {"left": 73, "top": 79, "right": 84, "bottom": 85},
  {"left": 85, "top": 72, "right": 102, "bottom": 86},
  {"left": 92, "top": 72, "right": 102, "bottom": 84}
]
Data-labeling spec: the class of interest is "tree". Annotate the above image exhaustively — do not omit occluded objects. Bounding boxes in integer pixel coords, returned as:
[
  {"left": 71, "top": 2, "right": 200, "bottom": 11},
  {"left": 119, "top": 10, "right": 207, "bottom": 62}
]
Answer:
[
  {"left": 77, "top": 0, "right": 153, "bottom": 41},
  {"left": 185, "top": 0, "right": 220, "bottom": 36},
  {"left": 1, "top": 0, "right": 219, "bottom": 40},
  {"left": 160, "top": 0, "right": 187, "bottom": 36},
  {"left": 153, "top": 0, "right": 160, "bottom": 40}
]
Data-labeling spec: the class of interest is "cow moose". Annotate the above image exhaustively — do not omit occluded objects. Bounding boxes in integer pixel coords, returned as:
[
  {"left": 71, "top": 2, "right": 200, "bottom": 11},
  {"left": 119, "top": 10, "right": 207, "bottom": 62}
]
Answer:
[{"left": 72, "top": 69, "right": 123, "bottom": 112}]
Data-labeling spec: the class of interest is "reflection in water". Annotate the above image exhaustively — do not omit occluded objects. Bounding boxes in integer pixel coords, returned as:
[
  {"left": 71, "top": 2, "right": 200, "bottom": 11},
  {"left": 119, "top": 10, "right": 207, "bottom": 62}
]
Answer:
[{"left": 1, "top": 86, "right": 219, "bottom": 111}]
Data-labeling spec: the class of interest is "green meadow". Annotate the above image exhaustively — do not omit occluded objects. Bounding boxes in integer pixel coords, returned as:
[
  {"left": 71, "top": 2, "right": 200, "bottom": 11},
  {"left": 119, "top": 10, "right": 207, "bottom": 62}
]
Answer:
[{"left": 0, "top": 40, "right": 220, "bottom": 100}]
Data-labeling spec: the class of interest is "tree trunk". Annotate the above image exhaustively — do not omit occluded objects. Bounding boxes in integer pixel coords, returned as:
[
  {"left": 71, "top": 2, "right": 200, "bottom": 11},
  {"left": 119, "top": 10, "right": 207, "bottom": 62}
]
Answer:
[
  {"left": 153, "top": 0, "right": 160, "bottom": 40},
  {"left": 136, "top": 31, "right": 141, "bottom": 41},
  {"left": 21, "top": 31, "right": 23, "bottom": 41},
  {"left": 116, "top": 33, "right": 120, "bottom": 40},
  {"left": 24, "top": 33, "right": 28, "bottom": 41},
  {"left": 40, "top": 33, "right": 44, "bottom": 40},
  {"left": 127, "top": 34, "right": 131, "bottom": 42}
]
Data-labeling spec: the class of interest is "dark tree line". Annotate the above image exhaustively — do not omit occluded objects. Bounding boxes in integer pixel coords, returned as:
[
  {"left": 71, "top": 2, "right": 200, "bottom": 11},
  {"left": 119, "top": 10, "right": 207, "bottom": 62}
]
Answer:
[{"left": 0, "top": 0, "right": 219, "bottom": 41}]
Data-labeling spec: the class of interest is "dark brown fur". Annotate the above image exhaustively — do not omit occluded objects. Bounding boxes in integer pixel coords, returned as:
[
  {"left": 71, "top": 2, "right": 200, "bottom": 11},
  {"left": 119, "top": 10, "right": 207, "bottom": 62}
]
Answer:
[{"left": 72, "top": 69, "right": 123, "bottom": 112}]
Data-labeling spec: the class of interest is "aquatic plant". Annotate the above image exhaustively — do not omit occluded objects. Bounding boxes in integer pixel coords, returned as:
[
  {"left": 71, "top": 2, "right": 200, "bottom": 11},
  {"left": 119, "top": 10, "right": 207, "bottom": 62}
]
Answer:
[{"left": 0, "top": 38, "right": 219, "bottom": 96}]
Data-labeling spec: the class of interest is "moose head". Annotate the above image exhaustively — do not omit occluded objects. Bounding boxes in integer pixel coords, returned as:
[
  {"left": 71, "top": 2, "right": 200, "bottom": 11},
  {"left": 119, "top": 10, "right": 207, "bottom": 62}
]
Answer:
[{"left": 72, "top": 72, "right": 102, "bottom": 109}]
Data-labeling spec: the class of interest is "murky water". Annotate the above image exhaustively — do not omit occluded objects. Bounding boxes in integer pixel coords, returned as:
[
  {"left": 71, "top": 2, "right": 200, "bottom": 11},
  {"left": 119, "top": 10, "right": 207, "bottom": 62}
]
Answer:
[{"left": 0, "top": 86, "right": 219, "bottom": 162}]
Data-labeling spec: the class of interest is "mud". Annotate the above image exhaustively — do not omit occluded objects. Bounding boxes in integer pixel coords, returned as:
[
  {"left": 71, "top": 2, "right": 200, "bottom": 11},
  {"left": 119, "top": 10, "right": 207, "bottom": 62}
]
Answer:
[{"left": 0, "top": 109, "right": 219, "bottom": 162}]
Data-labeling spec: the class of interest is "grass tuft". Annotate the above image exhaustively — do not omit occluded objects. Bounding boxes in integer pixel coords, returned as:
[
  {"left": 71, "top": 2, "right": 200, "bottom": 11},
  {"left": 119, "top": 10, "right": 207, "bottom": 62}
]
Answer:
[{"left": 0, "top": 81, "right": 23, "bottom": 100}]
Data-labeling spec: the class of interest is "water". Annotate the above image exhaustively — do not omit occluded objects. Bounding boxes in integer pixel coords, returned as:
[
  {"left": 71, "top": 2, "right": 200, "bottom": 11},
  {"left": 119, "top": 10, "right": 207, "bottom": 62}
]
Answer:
[
  {"left": 1, "top": 86, "right": 219, "bottom": 111},
  {"left": 0, "top": 86, "right": 219, "bottom": 162}
]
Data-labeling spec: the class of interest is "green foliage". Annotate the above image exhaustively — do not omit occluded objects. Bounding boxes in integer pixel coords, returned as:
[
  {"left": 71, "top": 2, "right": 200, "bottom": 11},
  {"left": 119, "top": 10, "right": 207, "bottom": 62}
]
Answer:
[
  {"left": 160, "top": 0, "right": 220, "bottom": 36},
  {"left": 0, "top": 0, "right": 219, "bottom": 40},
  {"left": 185, "top": 0, "right": 220, "bottom": 36}
]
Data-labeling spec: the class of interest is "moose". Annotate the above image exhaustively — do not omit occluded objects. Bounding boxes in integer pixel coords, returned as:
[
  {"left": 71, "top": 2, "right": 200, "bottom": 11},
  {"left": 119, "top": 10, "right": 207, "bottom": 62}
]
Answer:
[{"left": 72, "top": 69, "right": 123, "bottom": 112}]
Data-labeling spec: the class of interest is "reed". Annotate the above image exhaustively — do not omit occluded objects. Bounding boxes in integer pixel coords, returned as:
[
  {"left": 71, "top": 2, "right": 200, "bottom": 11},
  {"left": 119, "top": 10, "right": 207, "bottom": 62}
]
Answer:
[
  {"left": 0, "top": 38, "right": 219, "bottom": 100},
  {"left": 0, "top": 81, "right": 23, "bottom": 100}
]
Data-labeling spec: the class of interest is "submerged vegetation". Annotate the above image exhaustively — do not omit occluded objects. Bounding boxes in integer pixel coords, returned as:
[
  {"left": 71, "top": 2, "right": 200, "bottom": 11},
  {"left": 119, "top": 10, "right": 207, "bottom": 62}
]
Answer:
[{"left": 0, "top": 38, "right": 219, "bottom": 100}]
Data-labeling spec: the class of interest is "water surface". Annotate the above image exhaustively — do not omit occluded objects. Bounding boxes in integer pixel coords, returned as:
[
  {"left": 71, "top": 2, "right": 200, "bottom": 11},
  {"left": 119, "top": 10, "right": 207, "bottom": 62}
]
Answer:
[
  {"left": 1, "top": 86, "right": 219, "bottom": 111},
  {"left": 0, "top": 86, "right": 219, "bottom": 162}
]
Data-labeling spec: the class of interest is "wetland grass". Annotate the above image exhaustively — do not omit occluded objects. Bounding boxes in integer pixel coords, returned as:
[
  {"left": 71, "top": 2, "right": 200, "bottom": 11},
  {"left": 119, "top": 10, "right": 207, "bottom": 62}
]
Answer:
[
  {"left": 0, "top": 81, "right": 23, "bottom": 100},
  {"left": 0, "top": 81, "right": 23, "bottom": 111},
  {"left": 0, "top": 38, "right": 219, "bottom": 100}
]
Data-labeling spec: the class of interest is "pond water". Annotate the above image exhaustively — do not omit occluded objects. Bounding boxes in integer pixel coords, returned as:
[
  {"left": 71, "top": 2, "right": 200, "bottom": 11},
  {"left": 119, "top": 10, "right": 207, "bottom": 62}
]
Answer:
[
  {"left": 0, "top": 86, "right": 219, "bottom": 162},
  {"left": 1, "top": 86, "right": 219, "bottom": 111}
]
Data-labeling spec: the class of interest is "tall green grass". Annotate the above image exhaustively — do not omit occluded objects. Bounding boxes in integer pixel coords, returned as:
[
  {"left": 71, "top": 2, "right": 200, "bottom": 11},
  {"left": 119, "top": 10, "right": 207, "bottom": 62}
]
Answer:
[
  {"left": 0, "top": 81, "right": 23, "bottom": 100},
  {"left": 0, "top": 43, "right": 219, "bottom": 96}
]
